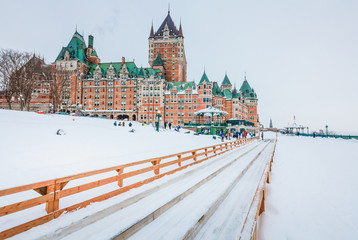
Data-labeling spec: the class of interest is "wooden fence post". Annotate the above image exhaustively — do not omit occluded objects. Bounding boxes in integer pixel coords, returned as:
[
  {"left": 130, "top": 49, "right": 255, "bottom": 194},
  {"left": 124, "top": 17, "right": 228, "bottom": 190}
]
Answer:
[
  {"left": 177, "top": 155, "right": 182, "bottom": 166},
  {"left": 259, "top": 189, "right": 265, "bottom": 215},
  {"left": 116, "top": 168, "right": 123, "bottom": 187},
  {"left": 213, "top": 146, "right": 216, "bottom": 154},
  {"left": 204, "top": 148, "right": 208, "bottom": 157},
  {"left": 151, "top": 160, "right": 161, "bottom": 175},
  {"left": 45, "top": 184, "right": 58, "bottom": 214},
  {"left": 192, "top": 151, "right": 197, "bottom": 161}
]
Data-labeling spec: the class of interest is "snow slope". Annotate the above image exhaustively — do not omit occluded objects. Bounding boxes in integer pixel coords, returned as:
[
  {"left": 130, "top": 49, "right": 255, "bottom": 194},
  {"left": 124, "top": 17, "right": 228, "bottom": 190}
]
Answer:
[
  {"left": 0, "top": 110, "right": 228, "bottom": 190},
  {"left": 258, "top": 135, "right": 358, "bottom": 240}
]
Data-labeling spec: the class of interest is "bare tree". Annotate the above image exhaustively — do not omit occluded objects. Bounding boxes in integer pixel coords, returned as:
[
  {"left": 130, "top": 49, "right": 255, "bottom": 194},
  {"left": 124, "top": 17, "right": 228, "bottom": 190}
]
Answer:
[
  {"left": 19, "top": 56, "right": 43, "bottom": 111},
  {"left": 42, "top": 65, "right": 71, "bottom": 112},
  {"left": 0, "top": 49, "right": 32, "bottom": 109}
]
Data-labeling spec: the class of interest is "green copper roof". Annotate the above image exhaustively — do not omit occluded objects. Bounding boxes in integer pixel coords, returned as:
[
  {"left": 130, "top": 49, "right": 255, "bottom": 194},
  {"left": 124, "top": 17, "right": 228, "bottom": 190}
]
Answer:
[
  {"left": 221, "top": 74, "right": 232, "bottom": 86},
  {"left": 166, "top": 81, "right": 196, "bottom": 91},
  {"left": 239, "top": 78, "right": 257, "bottom": 99},
  {"left": 87, "top": 62, "right": 162, "bottom": 79},
  {"left": 91, "top": 49, "right": 98, "bottom": 57},
  {"left": 222, "top": 88, "right": 232, "bottom": 100},
  {"left": 138, "top": 67, "right": 145, "bottom": 77},
  {"left": 153, "top": 54, "right": 164, "bottom": 66},
  {"left": 88, "top": 62, "right": 137, "bottom": 76},
  {"left": 198, "top": 71, "right": 210, "bottom": 85},
  {"left": 55, "top": 31, "right": 88, "bottom": 64},
  {"left": 212, "top": 82, "right": 221, "bottom": 96},
  {"left": 232, "top": 87, "right": 240, "bottom": 98}
]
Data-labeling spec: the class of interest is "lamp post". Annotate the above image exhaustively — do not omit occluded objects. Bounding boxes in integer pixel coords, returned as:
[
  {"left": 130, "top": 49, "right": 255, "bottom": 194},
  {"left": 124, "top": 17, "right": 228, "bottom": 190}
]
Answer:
[
  {"left": 156, "top": 110, "right": 161, "bottom": 132},
  {"left": 325, "top": 125, "right": 328, "bottom": 136}
]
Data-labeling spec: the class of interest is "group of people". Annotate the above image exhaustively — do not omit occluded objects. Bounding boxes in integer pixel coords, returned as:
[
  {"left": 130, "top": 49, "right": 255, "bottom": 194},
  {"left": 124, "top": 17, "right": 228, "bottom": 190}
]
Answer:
[
  {"left": 163, "top": 122, "right": 173, "bottom": 129},
  {"left": 114, "top": 121, "right": 133, "bottom": 128},
  {"left": 218, "top": 130, "right": 258, "bottom": 142}
]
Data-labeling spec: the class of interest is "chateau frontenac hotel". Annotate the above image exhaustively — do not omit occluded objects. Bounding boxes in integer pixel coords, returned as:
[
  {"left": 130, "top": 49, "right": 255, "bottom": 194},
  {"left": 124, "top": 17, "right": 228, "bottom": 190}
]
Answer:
[{"left": 3, "top": 10, "right": 259, "bottom": 128}]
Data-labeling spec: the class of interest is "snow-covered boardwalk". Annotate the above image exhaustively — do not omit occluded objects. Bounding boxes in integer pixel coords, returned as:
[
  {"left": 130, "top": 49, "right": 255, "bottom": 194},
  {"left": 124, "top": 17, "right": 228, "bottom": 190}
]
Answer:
[
  {"left": 1, "top": 139, "right": 276, "bottom": 240},
  {"left": 0, "top": 111, "right": 276, "bottom": 239}
]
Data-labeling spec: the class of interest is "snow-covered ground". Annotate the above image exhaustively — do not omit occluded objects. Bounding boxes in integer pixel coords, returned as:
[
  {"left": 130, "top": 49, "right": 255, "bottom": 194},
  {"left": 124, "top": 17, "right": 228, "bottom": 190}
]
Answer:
[
  {"left": 258, "top": 134, "right": 358, "bottom": 240},
  {"left": 0, "top": 109, "right": 229, "bottom": 190}
]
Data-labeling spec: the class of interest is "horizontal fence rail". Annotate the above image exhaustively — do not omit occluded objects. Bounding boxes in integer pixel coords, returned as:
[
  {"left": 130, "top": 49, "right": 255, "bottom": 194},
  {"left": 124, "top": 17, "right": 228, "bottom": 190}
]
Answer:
[{"left": 0, "top": 137, "right": 258, "bottom": 239}]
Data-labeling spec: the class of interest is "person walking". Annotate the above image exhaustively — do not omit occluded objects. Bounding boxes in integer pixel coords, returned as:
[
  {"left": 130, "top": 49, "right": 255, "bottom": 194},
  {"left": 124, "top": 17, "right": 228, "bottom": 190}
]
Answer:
[
  {"left": 244, "top": 130, "right": 247, "bottom": 139},
  {"left": 261, "top": 132, "right": 264, "bottom": 140},
  {"left": 164, "top": 122, "right": 167, "bottom": 129},
  {"left": 169, "top": 122, "right": 172, "bottom": 129},
  {"left": 114, "top": 121, "right": 117, "bottom": 126},
  {"left": 221, "top": 131, "right": 224, "bottom": 142},
  {"left": 129, "top": 122, "right": 132, "bottom": 127}
]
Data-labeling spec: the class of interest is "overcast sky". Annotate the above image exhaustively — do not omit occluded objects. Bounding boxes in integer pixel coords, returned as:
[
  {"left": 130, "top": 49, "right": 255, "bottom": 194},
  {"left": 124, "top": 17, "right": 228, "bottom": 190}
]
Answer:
[{"left": 1, "top": 0, "right": 357, "bottom": 133}]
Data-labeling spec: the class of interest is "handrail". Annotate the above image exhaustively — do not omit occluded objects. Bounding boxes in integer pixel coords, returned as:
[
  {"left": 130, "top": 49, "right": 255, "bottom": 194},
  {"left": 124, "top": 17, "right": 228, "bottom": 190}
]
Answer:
[
  {"left": 0, "top": 137, "right": 259, "bottom": 239},
  {"left": 239, "top": 137, "right": 277, "bottom": 240}
]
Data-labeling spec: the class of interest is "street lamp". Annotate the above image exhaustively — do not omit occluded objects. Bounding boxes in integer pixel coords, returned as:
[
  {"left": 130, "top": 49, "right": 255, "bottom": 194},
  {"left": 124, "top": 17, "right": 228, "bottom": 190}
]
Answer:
[
  {"left": 325, "top": 125, "right": 328, "bottom": 136},
  {"left": 156, "top": 110, "right": 161, "bottom": 132}
]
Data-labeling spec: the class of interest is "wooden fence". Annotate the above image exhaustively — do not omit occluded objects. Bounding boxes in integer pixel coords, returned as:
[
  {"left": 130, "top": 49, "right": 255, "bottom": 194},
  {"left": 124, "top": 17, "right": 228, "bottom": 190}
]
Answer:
[
  {"left": 240, "top": 136, "right": 278, "bottom": 240},
  {"left": 0, "top": 137, "right": 258, "bottom": 239}
]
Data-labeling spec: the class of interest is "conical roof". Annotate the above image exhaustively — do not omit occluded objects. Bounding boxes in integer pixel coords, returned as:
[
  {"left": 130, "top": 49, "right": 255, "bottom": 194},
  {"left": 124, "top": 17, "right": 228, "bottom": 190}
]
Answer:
[
  {"left": 153, "top": 54, "right": 164, "bottom": 66},
  {"left": 198, "top": 71, "right": 210, "bottom": 85},
  {"left": 221, "top": 73, "right": 232, "bottom": 86},
  {"left": 149, "top": 23, "right": 154, "bottom": 38},
  {"left": 155, "top": 12, "right": 179, "bottom": 37},
  {"left": 178, "top": 22, "right": 183, "bottom": 37},
  {"left": 138, "top": 67, "right": 145, "bottom": 77}
]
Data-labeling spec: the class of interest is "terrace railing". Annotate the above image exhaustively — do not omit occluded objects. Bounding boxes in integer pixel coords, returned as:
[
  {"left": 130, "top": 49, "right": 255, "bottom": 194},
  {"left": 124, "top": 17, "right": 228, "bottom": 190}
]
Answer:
[{"left": 0, "top": 137, "right": 258, "bottom": 239}]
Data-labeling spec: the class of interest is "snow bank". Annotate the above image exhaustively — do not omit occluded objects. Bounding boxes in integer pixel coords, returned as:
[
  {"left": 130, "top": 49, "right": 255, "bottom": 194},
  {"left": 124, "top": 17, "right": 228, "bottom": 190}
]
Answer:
[
  {"left": 258, "top": 134, "right": 358, "bottom": 239},
  {"left": 0, "top": 110, "right": 227, "bottom": 189}
]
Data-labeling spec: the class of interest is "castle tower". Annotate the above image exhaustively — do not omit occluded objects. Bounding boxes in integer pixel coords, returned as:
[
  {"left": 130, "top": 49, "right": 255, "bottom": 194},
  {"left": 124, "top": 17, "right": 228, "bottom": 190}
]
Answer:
[
  {"left": 148, "top": 10, "right": 187, "bottom": 82},
  {"left": 239, "top": 76, "right": 259, "bottom": 127}
]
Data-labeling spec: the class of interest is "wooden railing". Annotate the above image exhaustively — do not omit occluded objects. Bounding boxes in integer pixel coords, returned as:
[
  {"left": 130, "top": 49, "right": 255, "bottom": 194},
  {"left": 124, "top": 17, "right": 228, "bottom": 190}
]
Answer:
[
  {"left": 240, "top": 136, "right": 278, "bottom": 240},
  {"left": 0, "top": 137, "right": 258, "bottom": 239}
]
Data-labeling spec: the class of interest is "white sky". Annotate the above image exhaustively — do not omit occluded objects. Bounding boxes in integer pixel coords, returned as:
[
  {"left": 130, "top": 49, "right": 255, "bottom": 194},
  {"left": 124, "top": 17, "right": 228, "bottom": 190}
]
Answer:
[{"left": 1, "top": 0, "right": 357, "bottom": 133}]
